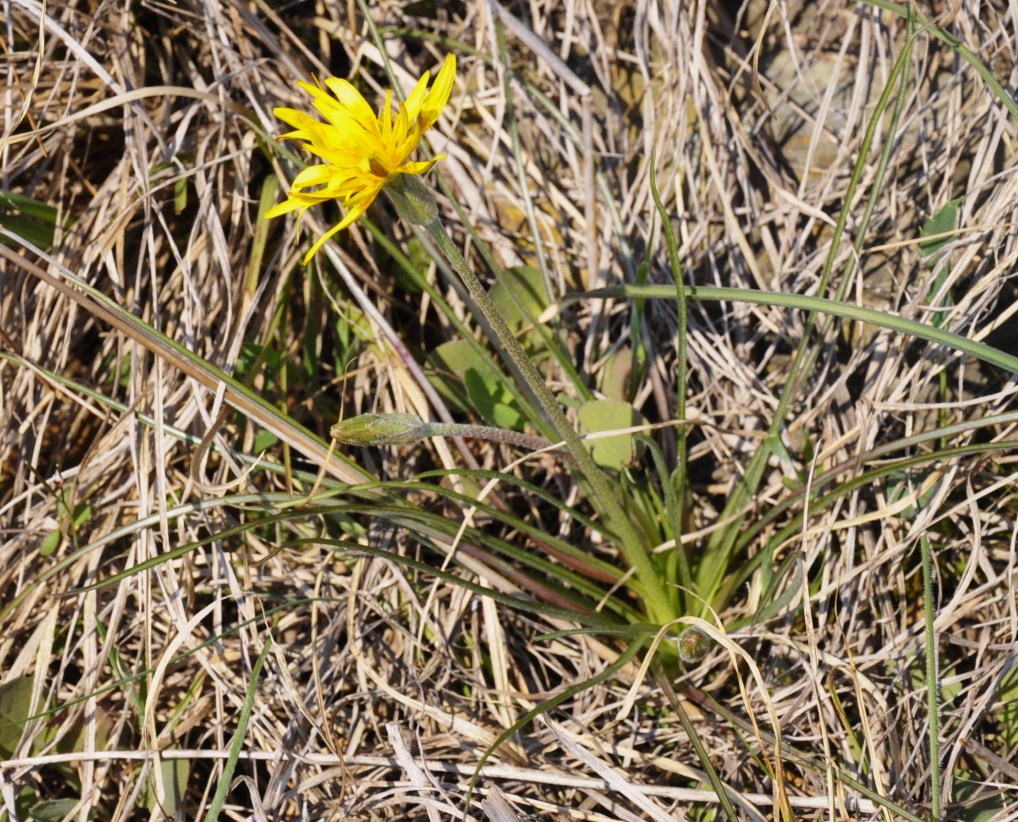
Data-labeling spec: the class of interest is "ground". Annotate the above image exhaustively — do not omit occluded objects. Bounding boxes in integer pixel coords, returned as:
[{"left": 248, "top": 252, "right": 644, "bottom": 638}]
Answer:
[{"left": 1, "top": 1, "right": 1017, "bottom": 820}]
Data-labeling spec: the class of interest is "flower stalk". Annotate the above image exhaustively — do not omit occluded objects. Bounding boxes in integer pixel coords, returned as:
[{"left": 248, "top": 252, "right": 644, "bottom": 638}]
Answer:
[{"left": 385, "top": 179, "right": 676, "bottom": 625}]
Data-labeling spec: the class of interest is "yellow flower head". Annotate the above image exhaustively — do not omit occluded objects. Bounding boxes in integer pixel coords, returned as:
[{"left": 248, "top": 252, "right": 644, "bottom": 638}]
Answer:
[{"left": 267, "top": 55, "right": 456, "bottom": 264}]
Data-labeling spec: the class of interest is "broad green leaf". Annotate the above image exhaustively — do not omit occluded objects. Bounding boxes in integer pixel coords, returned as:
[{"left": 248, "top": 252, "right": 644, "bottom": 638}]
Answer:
[
  {"left": 14, "top": 786, "right": 40, "bottom": 821},
  {"left": 578, "top": 399, "right": 639, "bottom": 470},
  {"left": 490, "top": 266, "right": 549, "bottom": 331},
  {"left": 38, "top": 530, "right": 61, "bottom": 558},
  {"left": 144, "top": 754, "right": 190, "bottom": 815},
  {"left": 599, "top": 346, "right": 632, "bottom": 402},
  {"left": 252, "top": 429, "right": 280, "bottom": 452},
  {"left": 428, "top": 340, "right": 523, "bottom": 427},
  {"left": 27, "top": 799, "right": 79, "bottom": 822},
  {"left": 428, "top": 340, "right": 488, "bottom": 413},
  {"left": 950, "top": 778, "right": 1008, "bottom": 821},
  {"left": 0, "top": 677, "right": 35, "bottom": 757},
  {"left": 56, "top": 704, "right": 110, "bottom": 755},
  {"left": 464, "top": 369, "right": 524, "bottom": 429}
]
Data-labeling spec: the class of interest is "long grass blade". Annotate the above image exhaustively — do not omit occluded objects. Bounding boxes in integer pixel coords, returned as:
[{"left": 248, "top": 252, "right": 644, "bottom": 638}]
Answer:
[
  {"left": 201, "top": 638, "right": 271, "bottom": 821},
  {"left": 921, "top": 534, "right": 942, "bottom": 820},
  {"left": 584, "top": 285, "right": 1018, "bottom": 376}
]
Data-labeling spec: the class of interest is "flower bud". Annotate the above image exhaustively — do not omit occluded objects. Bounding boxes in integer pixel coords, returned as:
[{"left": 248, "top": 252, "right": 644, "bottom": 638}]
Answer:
[
  {"left": 677, "top": 626, "right": 711, "bottom": 664},
  {"left": 330, "top": 413, "right": 426, "bottom": 445}
]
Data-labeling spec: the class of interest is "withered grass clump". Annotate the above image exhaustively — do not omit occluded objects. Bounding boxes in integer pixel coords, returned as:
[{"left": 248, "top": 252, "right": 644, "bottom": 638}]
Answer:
[{"left": 2, "top": 1, "right": 1017, "bottom": 819}]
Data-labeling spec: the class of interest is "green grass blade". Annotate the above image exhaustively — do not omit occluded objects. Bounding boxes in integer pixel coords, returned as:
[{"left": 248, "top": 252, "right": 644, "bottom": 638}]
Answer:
[
  {"left": 921, "top": 534, "right": 942, "bottom": 820},
  {"left": 202, "top": 637, "right": 271, "bottom": 822},
  {"left": 683, "top": 684, "right": 926, "bottom": 822},
  {"left": 694, "top": 31, "right": 913, "bottom": 610},
  {"left": 649, "top": 158, "right": 691, "bottom": 612},
  {"left": 583, "top": 285, "right": 1018, "bottom": 376},
  {"left": 723, "top": 439, "right": 1018, "bottom": 607},
  {"left": 656, "top": 671, "right": 741, "bottom": 820}
]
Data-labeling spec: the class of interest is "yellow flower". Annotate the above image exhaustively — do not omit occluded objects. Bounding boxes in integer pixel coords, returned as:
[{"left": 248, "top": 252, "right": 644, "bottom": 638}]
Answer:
[{"left": 268, "top": 55, "right": 456, "bottom": 264}]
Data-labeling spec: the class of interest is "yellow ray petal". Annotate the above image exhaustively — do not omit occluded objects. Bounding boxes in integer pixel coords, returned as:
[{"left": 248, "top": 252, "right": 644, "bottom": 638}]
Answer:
[
  {"left": 420, "top": 55, "right": 456, "bottom": 131},
  {"left": 268, "top": 55, "right": 457, "bottom": 263}
]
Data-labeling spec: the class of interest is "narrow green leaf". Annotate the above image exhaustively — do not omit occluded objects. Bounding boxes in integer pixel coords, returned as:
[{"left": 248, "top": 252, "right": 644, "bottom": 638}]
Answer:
[
  {"left": 856, "top": 0, "right": 1018, "bottom": 123},
  {"left": 580, "top": 285, "right": 1018, "bottom": 376},
  {"left": 173, "top": 176, "right": 188, "bottom": 214},
  {"left": 202, "top": 640, "right": 271, "bottom": 822},
  {"left": 0, "top": 190, "right": 64, "bottom": 224},
  {"left": 465, "top": 640, "right": 645, "bottom": 812},
  {"left": 921, "top": 534, "right": 942, "bottom": 820},
  {"left": 919, "top": 199, "right": 961, "bottom": 260},
  {"left": 919, "top": 198, "right": 961, "bottom": 329}
]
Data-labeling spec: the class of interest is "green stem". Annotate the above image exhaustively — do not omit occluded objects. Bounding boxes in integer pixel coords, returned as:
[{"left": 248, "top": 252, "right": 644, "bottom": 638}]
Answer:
[
  {"left": 401, "top": 205, "right": 671, "bottom": 623},
  {"left": 422, "top": 422, "right": 567, "bottom": 457},
  {"left": 921, "top": 534, "right": 941, "bottom": 820}
]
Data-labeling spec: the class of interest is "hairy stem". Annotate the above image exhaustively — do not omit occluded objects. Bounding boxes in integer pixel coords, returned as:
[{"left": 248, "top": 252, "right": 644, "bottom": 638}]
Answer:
[{"left": 416, "top": 208, "right": 674, "bottom": 624}]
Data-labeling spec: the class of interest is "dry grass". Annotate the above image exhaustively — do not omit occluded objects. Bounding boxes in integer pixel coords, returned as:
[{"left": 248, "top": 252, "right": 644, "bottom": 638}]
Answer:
[{"left": 2, "top": 0, "right": 1018, "bottom": 819}]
